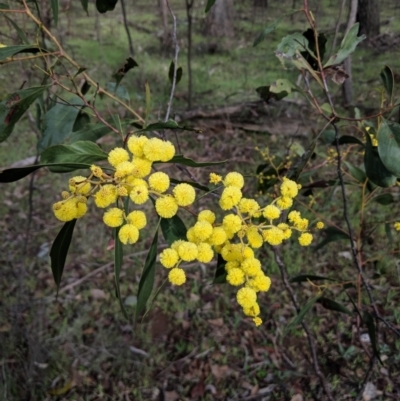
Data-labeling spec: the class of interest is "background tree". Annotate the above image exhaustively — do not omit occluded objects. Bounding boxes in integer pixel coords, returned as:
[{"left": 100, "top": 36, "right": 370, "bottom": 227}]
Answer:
[
  {"left": 357, "top": 0, "right": 380, "bottom": 37},
  {"left": 205, "top": 0, "right": 235, "bottom": 38}
]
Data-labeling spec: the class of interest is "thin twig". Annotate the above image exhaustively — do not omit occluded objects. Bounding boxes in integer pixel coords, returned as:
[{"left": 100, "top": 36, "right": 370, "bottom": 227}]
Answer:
[
  {"left": 164, "top": 0, "right": 179, "bottom": 123},
  {"left": 328, "top": 0, "right": 346, "bottom": 59},
  {"left": 273, "top": 247, "right": 335, "bottom": 401}
]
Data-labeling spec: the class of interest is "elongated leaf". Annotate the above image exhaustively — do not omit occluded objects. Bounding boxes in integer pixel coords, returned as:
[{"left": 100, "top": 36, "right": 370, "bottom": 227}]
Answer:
[
  {"left": 51, "top": 0, "right": 59, "bottom": 26},
  {"left": 380, "top": 65, "right": 394, "bottom": 104},
  {"left": 256, "top": 85, "right": 289, "bottom": 102},
  {"left": 38, "top": 98, "right": 84, "bottom": 152},
  {"left": 105, "top": 82, "right": 130, "bottom": 102},
  {"left": 385, "top": 222, "right": 393, "bottom": 245},
  {"left": 68, "top": 122, "right": 118, "bottom": 143},
  {"left": 168, "top": 61, "right": 183, "bottom": 85},
  {"left": 324, "top": 23, "right": 366, "bottom": 67},
  {"left": 344, "top": 161, "right": 367, "bottom": 183},
  {"left": 314, "top": 226, "right": 350, "bottom": 251},
  {"left": 80, "top": 0, "right": 89, "bottom": 14},
  {"left": 317, "top": 297, "right": 352, "bottom": 315},
  {"left": 253, "top": 14, "right": 286, "bottom": 47},
  {"left": 289, "top": 274, "right": 337, "bottom": 283},
  {"left": 205, "top": 0, "right": 216, "bottom": 13},
  {"left": 72, "top": 112, "right": 90, "bottom": 132},
  {"left": 0, "top": 163, "right": 93, "bottom": 183},
  {"left": 213, "top": 254, "right": 227, "bottom": 284},
  {"left": 114, "top": 227, "right": 128, "bottom": 318},
  {"left": 135, "top": 224, "right": 159, "bottom": 320},
  {"left": 363, "top": 311, "right": 382, "bottom": 364},
  {"left": 114, "top": 57, "right": 139, "bottom": 87},
  {"left": 3, "top": 15, "right": 29, "bottom": 44},
  {"left": 96, "top": 0, "right": 118, "bottom": 13},
  {"left": 50, "top": 219, "right": 76, "bottom": 290},
  {"left": 378, "top": 119, "right": 400, "bottom": 177},
  {"left": 40, "top": 141, "right": 107, "bottom": 172},
  {"left": 365, "top": 131, "right": 396, "bottom": 187},
  {"left": 287, "top": 137, "right": 316, "bottom": 181},
  {"left": 0, "top": 85, "right": 48, "bottom": 142},
  {"left": 0, "top": 45, "right": 42, "bottom": 61},
  {"left": 160, "top": 215, "right": 187, "bottom": 246},
  {"left": 283, "top": 295, "right": 321, "bottom": 337},
  {"left": 371, "top": 193, "right": 394, "bottom": 205},
  {"left": 167, "top": 155, "right": 226, "bottom": 168},
  {"left": 338, "top": 135, "right": 364, "bottom": 146},
  {"left": 139, "top": 120, "right": 198, "bottom": 132}
]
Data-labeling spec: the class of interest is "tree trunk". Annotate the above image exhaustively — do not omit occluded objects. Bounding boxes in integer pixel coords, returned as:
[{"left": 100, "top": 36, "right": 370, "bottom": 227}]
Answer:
[
  {"left": 205, "top": 0, "right": 234, "bottom": 38},
  {"left": 357, "top": 0, "right": 380, "bottom": 38},
  {"left": 158, "top": 0, "right": 172, "bottom": 47}
]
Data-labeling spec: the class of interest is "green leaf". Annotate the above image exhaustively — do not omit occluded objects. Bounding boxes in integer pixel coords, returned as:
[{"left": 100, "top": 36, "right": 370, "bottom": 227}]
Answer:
[
  {"left": 0, "top": 45, "right": 42, "bottom": 61},
  {"left": 276, "top": 33, "right": 308, "bottom": 61},
  {"left": 289, "top": 274, "right": 337, "bottom": 283},
  {"left": 160, "top": 215, "right": 187, "bottom": 246},
  {"left": 204, "top": 0, "right": 216, "bottom": 13},
  {"left": 80, "top": 0, "right": 89, "bottom": 14},
  {"left": 50, "top": 219, "right": 77, "bottom": 291},
  {"left": 0, "top": 163, "right": 93, "bottom": 182},
  {"left": 167, "top": 155, "right": 226, "bottom": 168},
  {"left": 213, "top": 254, "right": 227, "bottom": 284},
  {"left": 344, "top": 161, "right": 367, "bottom": 183},
  {"left": 385, "top": 222, "right": 393, "bottom": 245},
  {"left": 253, "top": 10, "right": 298, "bottom": 47},
  {"left": 113, "top": 57, "right": 138, "bottom": 87},
  {"left": 378, "top": 119, "right": 400, "bottom": 177},
  {"left": 365, "top": 131, "right": 396, "bottom": 187},
  {"left": 139, "top": 120, "right": 198, "bottom": 132},
  {"left": 168, "top": 61, "right": 183, "bottom": 85},
  {"left": 135, "top": 223, "right": 159, "bottom": 320},
  {"left": 287, "top": 137, "right": 316, "bottom": 181},
  {"left": 338, "top": 135, "right": 364, "bottom": 146},
  {"left": 105, "top": 82, "right": 130, "bottom": 102},
  {"left": 96, "top": 0, "right": 118, "bottom": 13},
  {"left": 256, "top": 85, "right": 289, "bottom": 102},
  {"left": 68, "top": 122, "right": 119, "bottom": 143},
  {"left": 0, "top": 85, "right": 49, "bottom": 143},
  {"left": 371, "top": 193, "right": 394, "bottom": 205},
  {"left": 0, "top": 3, "right": 9, "bottom": 9},
  {"left": 269, "top": 78, "right": 296, "bottom": 94},
  {"left": 3, "top": 15, "right": 29, "bottom": 44},
  {"left": 114, "top": 227, "right": 128, "bottom": 319},
  {"left": 314, "top": 226, "right": 350, "bottom": 251},
  {"left": 283, "top": 295, "right": 321, "bottom": 337},
  {"left": 324, "top": 23, "right": 366, "bottom": 67},
  {"left": 51, "top": 0, "right": 59, "bottom": 26},
  {"left": 72, "top": 111, "right": 90, "bottom": 132},
  {"left": 317, "top": 297, "right": 352, "bottom": 315},
  {"left": 363, "top": 311, "right": 382, "bottom": 364},
  {"left": 40, "top": 141, "right": 108, "bottom": 172},
  {"left": 380, "top": 65, "right": 394, "bottom": 104},
  {"left": 38, "top": 97, "right": 84, "bottom": 153}
]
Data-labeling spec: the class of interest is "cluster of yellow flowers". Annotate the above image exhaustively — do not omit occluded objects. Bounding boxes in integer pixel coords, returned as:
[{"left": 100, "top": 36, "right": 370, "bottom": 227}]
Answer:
[
  {"left": 53, "top": 135, "right": 197, "bottom": 244},
  {"left": 160, "top": 173, "right": 322, "bottom": 326},
  {"left": 53, "top": 136, "right": 322, "bottom": 327}
]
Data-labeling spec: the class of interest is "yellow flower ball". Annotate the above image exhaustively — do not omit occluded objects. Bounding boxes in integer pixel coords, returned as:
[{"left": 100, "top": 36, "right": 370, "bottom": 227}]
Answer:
[
  {"left": 130, "top": 185, "right": 149, "bottom": 205},
  {"left": 394, "top": 222, "right": 400, "bottom": 231},
  {"left": 126, "top": 210, "right": 147, "bottom": 229},
  {"left": 222, "top": 214, "right": 242, "bottom": 233},
  {"left": 148, "top": 172, "right": 170, "bottom": 193},
  {"left": 236, "top": 287, "right": 257, "bottom": 308},
  {"left": 196, "top": 242, "right": 214, "bottom": 263},
  {"left": 277, "top": 223, "right": 292, "bottom": 240},
  {"left": 224, "top": 172, "right": 244, "bottom": 189},
  {"left": 173, "top": 183, "right": 196, "bottom": 206},
  {"left": 155, "top": 195, "right": 178, "bottom": 218},
  {"left": 69, "top": 176, "right": 91, "bottom": 195},
  {"left": 294, "top": 218, "right": 309, "bottom": 230},
  {"left": 253, "top": 317, "right": 262, "bottom": 326},
  {"left": 246, "top": 227, "right": 263, "bottom": 248},
  {"left": 316, "top": 221, "right": 324, "bottom": 229},
  {"left": 108, "top": 147, "right": 129, "bottom": 167},
  {"left": 208, "top": 227, "right": 228, "bottom": 246},
  {"left": 117, "top": 186, "right": 128, "bottom": 197},
  {"left": 280, "top": 177, "right": 299, "bottom": 198},
  {"left": 90, "top": 165, "right": 103, "bottom": 178},
  {"left": 209, "top": 173, "right": 222, "bottom": 184},
  {"left": 186, "top": 227, "right": 197, "bottom": 243},
  {"left": 115, "top": 161, "right": 134, "bottom": 178},
  {"left": 241, "top": 258, "right": 262, "bottom": 276},
  {"left": 171, "top": 239, "right": 185, "bottom": 251},
  {"left": 193, "top": 221, "right": 213, "bottom": 241},
  {"left": 225, "top": 260, "right": 240, "bottom": 271},
  {"left": 248, "top": 274, "right": 271, "bottom": 292},
  {"left": 276, "top": 196, "right": 293, "bottom": 210},
  {"left": 243, "top": 303, "right": 260, "bottom": 317},
  {"left": 298, "top": 232, "right": 313, "bottom": 246},
  {"left": 160, "top": 248, "right": 179, "bottom": 268},
  {"left": 226, "top": 268, "right": 245, "bottom": 286},
  {"left": 143, "top": 137, "right": 165, "bottom": 162},
  {"left": 198, "top": 209, "right": 216, "bottom": 224},
  {"left": 178, "top": 241, "right": 198, "bottom": 261},
  {"left": 262, "top": 227, "right": 284, "bottom": 246},
  {"left": 221, "top": 243, "right": 243, "bottom": 262},
  {"left": 263, "top": 205, "right": 281, "bottom": 220},
  {"left": 219, "top": 186, "right": 242, "bottom": 210},
  {"left": 118, "top": 224, "right": 139, "bottom": 244},
  {"left": 242, "top": 246, "right": 254, "bottom": 259},
  {"left": 76, "top": 201, "right": 88, "bottom": 219},
  {"left": 94, "top": 184, "right": 118, "bottom": 208},
  {"left": 238, "top": 198, "right": 260, "bottom": 216},
  {"left": 168, "top": 267, "right": 186, "bottom": 285},
  {"left": 159, "top": 140, "right": 176, "bottom": 162},
  {"left": 127, "top": 135, "right": 148, "bottom": 158},
  {"left": 288, "top": 211, "right": 301, "bottom": 224},
  {"left": 131, "top": 157, "right": 152, "bottom": 178},
  {"left": 53, "top": 198, "right": 78, "bottom": 222},
  {"left": 103, "top": 208, "right": 124, "bottom": 227}
]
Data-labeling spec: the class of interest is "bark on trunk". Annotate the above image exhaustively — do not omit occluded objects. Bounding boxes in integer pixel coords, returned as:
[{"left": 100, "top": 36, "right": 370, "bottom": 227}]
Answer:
[
  {"left": 357, "top": 0, "right": 380, "bottom": 38},
  {"left": 205, "top": 0, "right": 234, "bottom": 38}
]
